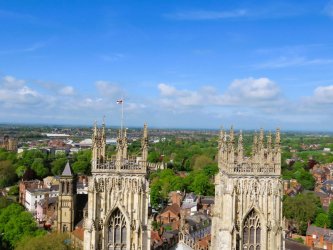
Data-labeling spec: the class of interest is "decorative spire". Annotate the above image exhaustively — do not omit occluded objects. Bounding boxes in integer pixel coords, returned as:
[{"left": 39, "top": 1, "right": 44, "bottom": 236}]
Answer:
[
  {"left": 117, "top": 129, "right": 122, "bottom": 141},
  {"left": 124, "top": 127, "right": 127, "bottom": 138},
  {"left": 275, "top": 128, "right": 281, "bottom": 145},
  {"left": 62, "top": 161, "right": 73, "bottom": 176},
  {"left": 93, "top": 120, "right": 97, "bottom": 137},
  {"left": 102, "top": 116, "right": 106, "bottom": 137},
  {"left": 116, "top": 129, "right": 122, "bottom": 152},
  {"left": 142, "top": 123, "right": 149, "bottom": 162},
  {"left": 267, "top": 131, "right": 272, "bottom": 149},
  {"left": 275, "top": 128, "right": 281, "bottom": 167},
  {"left": 218, "top": 127, "right": 225, "bottom": 149},
  {"left": 143, "top": 122, "right": 148, "bottom": 139},
  {"left": 252, "top": 131, "right": 258, "bottom": 156},
  {"left": 237, "top": 130, "right": 243, "bottom": 162},
  {"left": 122, "top": 128, "right": 128, "bottom": 159},
  {"left": 229, "top": 126, "right": 234, "bottom": 143},
  {"left": 259, "top": 128, "right": 264, "bottom": 147},
  {"left": 238, "top": 130, "right": 243, "bottom": 144},
  {"left": 253, "top": 131, "right": 258, "bottom": 146}
]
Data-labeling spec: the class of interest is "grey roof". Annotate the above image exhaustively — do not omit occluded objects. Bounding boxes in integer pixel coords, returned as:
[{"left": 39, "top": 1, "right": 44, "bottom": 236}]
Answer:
[
  {"left": 38, "top": 197, "right": 57, "bottom": 206},
  {"left": 62, "top": 161, "right": 73, "bottom": 176},
  {"left": 306, "top": 224, "right": 333, "bottom": 243},
  {"left": 162, "top": 230, "right": 179, "bottom": 239},
  {"left": 184, "top": 193, "right": 197, "bottom": 201},
  {"left": 323, "top": 180, "right": 333, "bottom": 185},
  {"left": 200, "top": 196, "right": 215, "bottom": 205},
  {"left": 315, "top": 191, "right": 329, "bottom": 198},
  {"left": 186, "top": 213, "right": 210, "bottom": 227},
  {"left": 285, "top": 239, "right": 311, "bottom": 250},
  {"left": 181, "top": 202, "right": 197, "bottom": 209}
]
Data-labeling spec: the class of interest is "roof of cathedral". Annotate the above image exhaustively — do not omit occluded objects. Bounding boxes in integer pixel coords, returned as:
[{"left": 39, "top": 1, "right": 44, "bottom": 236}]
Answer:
[{"left": 62, "top": 161, "right": 73, "bottom": 176}]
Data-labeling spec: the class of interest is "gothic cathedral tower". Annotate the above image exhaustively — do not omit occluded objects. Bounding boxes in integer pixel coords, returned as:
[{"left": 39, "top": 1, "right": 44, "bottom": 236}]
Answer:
[
  {"left": 84, "top": 122, "right": 150, "bottom": 250},
  {"left": 211, "top": 128, "right": 284, "bottom": 250},
  {"left": 57, "top": 161, "right": 77, "bottom": 232}
]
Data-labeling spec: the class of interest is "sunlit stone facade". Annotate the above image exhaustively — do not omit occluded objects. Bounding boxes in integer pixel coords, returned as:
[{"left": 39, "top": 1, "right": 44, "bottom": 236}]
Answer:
[
  {"left": 211, "top": 128, "right": 284, "bottom": 250},
  {"left": 84, "top": 123, "right": 150, "bottom": 250}
]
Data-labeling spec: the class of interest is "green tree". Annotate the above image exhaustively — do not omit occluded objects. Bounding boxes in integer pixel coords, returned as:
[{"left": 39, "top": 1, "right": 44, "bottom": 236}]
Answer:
[
  {"left": 315, "top": 213, "right": 330, "bottom": 228},
  {"left": 51, "top": 157, "right": 67, "bottom": 175},
  {"left": 189, "top": 172, "right": 214, "bottom": 195},
  {"left": 147, "top": 152, "right": 160, "bottom": 163},
  {"left": 15, "top": 166, "right": 27, "bottom": 178},
  {"left": 328, "top": 202, "right": 333, "bottom": 229},
  {"left": 0, "top": 197, "right": 12, "bottom": 209},
  {"left": 72, "top": 160, "right": 89, "bottom": 174},
  {"left": 19, "top": 150, "right": 46, "bottom": 167},
  {"left": 0, "top": 160, "right": 17, "bottom": 188},
  {"left": 31, "top": 158, "right": 48, "bottom": 178},
  {"left": 283, "top": 193, "right": 322, "bottom": 234},
  {"left": 192, "top": 155, "right": 214, "bottom": 171},
  {"left": 202, "top": 163, "right": 218, "bottom": 177},
  {"left": 0, "top": 203, "right": 45, "bottom": 247},
  {"left": 71, "top": 150, "right": 91, "bottom": 174},
  {"left": 15, "top": 232, "right": 72, "bottom": 250},
  {"left": 8, "top": 185, "right": 19, "bottom": 196}
]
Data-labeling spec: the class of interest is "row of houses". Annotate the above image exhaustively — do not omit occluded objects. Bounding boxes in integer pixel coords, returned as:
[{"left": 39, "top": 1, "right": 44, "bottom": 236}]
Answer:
[
  {"left": 151, "top": 191, "right": 213, "bottom": 250},
  {"left": 19, "top": 175, "right": 88, "bottom": 224}
]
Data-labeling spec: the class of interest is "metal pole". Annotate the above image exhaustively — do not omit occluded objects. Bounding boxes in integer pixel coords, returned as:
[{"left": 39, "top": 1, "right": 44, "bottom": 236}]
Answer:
[{"left": 121, "top": 98, "right": 124, "bottom": 137}]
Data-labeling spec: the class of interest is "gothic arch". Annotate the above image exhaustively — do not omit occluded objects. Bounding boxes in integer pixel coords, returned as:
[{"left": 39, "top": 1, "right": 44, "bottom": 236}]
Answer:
[
  {"left": 105, "top": 207, "right": 130, "bottom": 250},
  {"left": 240, "top": 208, "right": 264, "bottom": 250}
]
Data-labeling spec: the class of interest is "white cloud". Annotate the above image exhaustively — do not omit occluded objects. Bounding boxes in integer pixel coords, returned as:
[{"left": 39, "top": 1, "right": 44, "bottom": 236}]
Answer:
[
  {"left": 254, "top": 56, "right": 333, "bottom": 69},
  {"left": 157, "top": 77, "right": 281, "bottom": 110},
  {"left": 313, "top": 85, "right": 333, "bottom": 103},
  {"left": 158, "top": 83, "right": 177, "bottom": 96},
  {"left": 59, "top": 86, "right": 75, "bottom": 96},
  {"left": 0, "top": 76, "right": 44, "bottom": 107},
  {"left": 165, "top": 9, "right": 247, "bottom": 20},
  {"left": 95, "top": 80, "right": 122, "bottom": 97},
  {"left": 0, "top": 86, "right": 42, "bottom": 107},
  {"left": 2, "top": 72, "right": 333, "bottom": 130},
  {"left": 1, "top": 75, "right": 25, "bottom": 89},
  {"left": 226, "top": 77, "right": 280, "bottom": 101}
]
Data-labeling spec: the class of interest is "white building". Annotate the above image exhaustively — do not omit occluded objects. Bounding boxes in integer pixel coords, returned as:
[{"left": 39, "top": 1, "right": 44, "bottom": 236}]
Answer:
[{"left": 24, "top": 187, "right": 59, "bottom": 213}]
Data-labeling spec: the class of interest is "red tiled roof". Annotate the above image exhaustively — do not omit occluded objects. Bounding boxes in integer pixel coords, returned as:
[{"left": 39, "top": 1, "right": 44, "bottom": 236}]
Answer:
[
  {"left": 72, "top": 227, "right": 84, "bottom": 241},
  {"left": 151, "top": 230, "right": 162, "bottom": 242},
  {"left": 161, "top": 203, "right": 181, "bottom": 216}
]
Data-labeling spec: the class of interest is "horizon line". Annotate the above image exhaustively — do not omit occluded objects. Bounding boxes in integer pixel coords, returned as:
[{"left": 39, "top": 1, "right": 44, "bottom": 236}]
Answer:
[{"left": 0, "top": 122, "right": 333, "bottom": 134}]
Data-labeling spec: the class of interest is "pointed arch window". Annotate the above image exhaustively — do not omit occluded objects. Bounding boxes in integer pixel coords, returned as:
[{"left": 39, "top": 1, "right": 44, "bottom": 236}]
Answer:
[
  {"left": 242, "top": 210, "right": 261, "bottom": 250},
  {"left": 108, "top": 208, "right": 127, "bottom": 250}
]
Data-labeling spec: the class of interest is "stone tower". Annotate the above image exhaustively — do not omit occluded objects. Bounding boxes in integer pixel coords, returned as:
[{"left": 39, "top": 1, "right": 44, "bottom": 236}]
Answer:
[
  {"left": 211, "top": 128, "right": 284, "bottom": 250},
  {"left": 57, "top": 161, "right": 77, "bottom": 232},
  {"left": 84, "top": 122, "right": 150, "bottom": 250}
]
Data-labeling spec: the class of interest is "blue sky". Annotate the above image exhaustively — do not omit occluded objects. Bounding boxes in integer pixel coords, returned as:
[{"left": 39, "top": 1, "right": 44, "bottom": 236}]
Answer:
[{"left": 1, "top": 0, "right": 333, "bottom": 130}]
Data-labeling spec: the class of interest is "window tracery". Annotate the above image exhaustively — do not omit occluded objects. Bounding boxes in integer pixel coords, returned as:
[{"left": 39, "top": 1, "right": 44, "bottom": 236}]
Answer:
[
  {"left": 242, "top": 210, "right": 261, "bottom": 250},
  {"left": 108, "top": 208, "right": 127, "bottom": 250}
]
